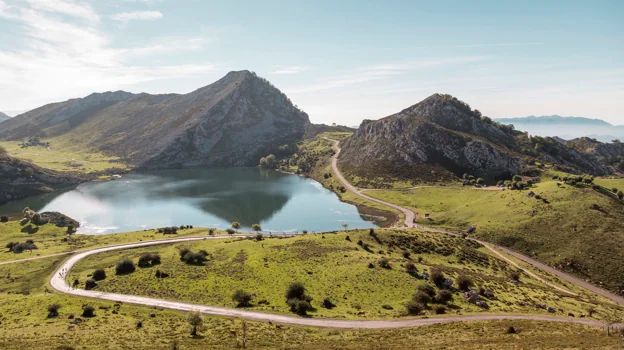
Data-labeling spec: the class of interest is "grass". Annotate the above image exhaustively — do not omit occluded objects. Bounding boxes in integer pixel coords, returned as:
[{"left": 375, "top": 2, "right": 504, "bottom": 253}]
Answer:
[
  {"left": 70, "top": 229, "right": 622, "bottom": 320},
  {"left": 1, "top": 228, "right": 623, "bottom": 349},
  {"left": 365, "top": 181, "right": 624, "bottom": 294},
  {"left": 0, "top": 220, "right": 211, "bottom": 262},
  {"left": 0, "top": 135, "right": 128, "bottom": 173}
]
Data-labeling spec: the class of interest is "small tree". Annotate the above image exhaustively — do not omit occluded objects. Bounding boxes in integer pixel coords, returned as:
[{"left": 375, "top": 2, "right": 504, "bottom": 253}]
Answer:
[
  {"left": 251, "top": 224, "right": 262, "bottom": 232},
  {"left": 47, "top": 303, "right": 61, "bottom": 318},
  {"left": 231, "top": 222, "right": 241, "bottom": 232},
  {"left": 85, "top": 279, "right": 97, "bottom": 290},
  {"left": 405, "top": 300, "right": 422, "bottom": 315},
  {"left": 412, "top": 291, "right": 432, "bottom": 306},
  {"left": 456, "top": 274, "right": 474, "bottom": 292},
  {"left": 232, "top": 290, "right": 253, "bottom": 307},
  {"left": 429, "top": 268, "right": 446, "bottom": 287},
  {"left": 286, "top": 282, "right": 306, "bottom": 300},
  {"left": 188, "top": 312, "right": 203, "bottom": 336},
  {"left": 417, "top": 283, "right": 436, "bottom": 297},
  {"left": 476, "top": 178, "right": 484, "bottom": 185},
  {"left": 92, "top": 269, "right": 106, "bottom": 281},
  {"left": 82, "top": 305, "right": 95, "bottom": 317},
  {"left": 435, "top": 289, "right": 454, "bottom": 304},
  {"left": 512, "top": 175, "right": 522, "bottom": 183},
  {"left": 378, "top": 257, "right": 391, "bottom": 269},
  {"left": 115, "top": 258, "right": 136, "bottom": 275}
]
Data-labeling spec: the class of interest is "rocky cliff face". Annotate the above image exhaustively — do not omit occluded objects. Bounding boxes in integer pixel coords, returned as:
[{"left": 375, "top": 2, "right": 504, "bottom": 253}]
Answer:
[
  {"left": 0, "top": 71, "right": 310, "bottom": 169},
  {"left": 341, "top": 94, "right": 622, "bottom": 182}
]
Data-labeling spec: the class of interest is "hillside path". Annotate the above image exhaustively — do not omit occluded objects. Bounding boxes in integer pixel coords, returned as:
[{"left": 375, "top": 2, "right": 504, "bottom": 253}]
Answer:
[{"left": 325, "top": 138, "right": 624, "bottom": 305}]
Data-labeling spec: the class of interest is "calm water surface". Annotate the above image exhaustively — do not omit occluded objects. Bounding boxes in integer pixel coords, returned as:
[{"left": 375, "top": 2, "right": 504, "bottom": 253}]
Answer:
[{"left": 0, "top": 168, "right": 378, "bottom": 234}]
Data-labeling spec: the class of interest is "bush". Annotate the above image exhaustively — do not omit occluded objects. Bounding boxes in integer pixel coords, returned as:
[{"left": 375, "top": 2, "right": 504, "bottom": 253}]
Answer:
[
  {"left": 429, "top": 268, "right": 446, "bottom": 287},
  {"left": 286, "top": 282, "right": 306, "bottom": 300},
  {"left": 226, "top": 228, "right": 236, "bottom": 234},
  {"left": 11, "top": 242, "right": 37, "bottom": 253},
  {"left": 82, "top": 305, "right": 95, "bottom": 317},
  {"left": 435, "top": 289, "right": 454, "bottom": 304},
  {"left": 115, "top": 258, "right": 136, "bottom": 275},
  {"left": 509, "top": 271, "right": 521, "bottom": 281},
  {"left": 405, "top": 301, "right": 423, "bottom": 315},
  {"left": 287, "top": 299, "right": 312, "bottom": 316},
  {"left": 402, "top": 250, "right": 411, "bottom": 259},
  {"left": 85, "top": 279, "right": 97, "bottom": 290},
  {"left": 618, "top": 191, "right": 624, "bottom": 200},
  {"left": 456, "top": 274, "right": 474, "bottom": 292},
  {"left": 416, "top": 283, "right": 436, "bottom": 297},
  {"left": 208, "top": 228, "right": 215, "bottom": 235},
  {"left": 47, "top": 303, "right": 61, "bottom": 317},
  {"left": 138, "top": 253, "right": 161, "bottom": 267},
  {"left": 321, "top": 298, "right": 336, "bottom": 309},
  {"left": 255, "top": 233, "right": 263, "bottom": 241},
  {"left": 182, "top": 251, "right": 208, "bottom": 265},
  {"left": 378, "top": 257, "right": 391, "bottom": 269},
  {"left": 138, "top": 255, "right": 151, "bottom": 268},
  {"left": 92, "top": 269, "right": 106, "bottom": 281},
  {"left": 405, "top": 262, "right": 418, "bottom": 275},
  {"left": 0, "top": 216, "right": 8, "bottom": 223},
  {"left": 178, "top": 247, "right": 190, "bottom": 259},
  {"left": 232, "top": 290, "right": 253, "bottom": 307},
  {"left": 433, "top": 305, "right": 446, "bottom": 314},
  {"left": 412, "top": 291, "right": 432, "bottom": 306}
]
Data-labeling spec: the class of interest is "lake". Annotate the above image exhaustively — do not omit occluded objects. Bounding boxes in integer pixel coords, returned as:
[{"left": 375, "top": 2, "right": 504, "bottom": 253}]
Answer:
[{"left": 0, "top": 168, "right": 379, "bottom": 234}]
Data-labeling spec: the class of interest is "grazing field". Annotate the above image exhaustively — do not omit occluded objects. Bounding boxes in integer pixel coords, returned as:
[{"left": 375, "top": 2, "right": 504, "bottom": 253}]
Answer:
[
  {"left": 366, "top": 181, "right": 624, "bottom": 294},
  {"left": 0, "top": 135, "right": 127, "bottom": 173},
  {"left": 70, "top": 229, "right": 621, "bottom": 320},
  {"left": 0, "top": 229, "right": 623, "bottom": 349},
  {"left": 0, "top": 220, "right": 209, "bottom": 262}
]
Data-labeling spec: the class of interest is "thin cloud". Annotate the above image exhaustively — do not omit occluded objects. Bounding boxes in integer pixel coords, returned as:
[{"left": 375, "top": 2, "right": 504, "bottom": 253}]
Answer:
[
  {"left": 111, "top": 10, "right": 163, "bottom": 22},
  {"left": 272, "top": 66, "right": 311, "bottom": 75},
  {"left": 23, "top": 0, "right": 100, "bottom": 22}
]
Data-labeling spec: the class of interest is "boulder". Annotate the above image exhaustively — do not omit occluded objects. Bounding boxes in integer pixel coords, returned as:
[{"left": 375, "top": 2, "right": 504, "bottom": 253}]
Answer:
[{"left": 464, "top": 290, "right": 481, "bottom": 304}]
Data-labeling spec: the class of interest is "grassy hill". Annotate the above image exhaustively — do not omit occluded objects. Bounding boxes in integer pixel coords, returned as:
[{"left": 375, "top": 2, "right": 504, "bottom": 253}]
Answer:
[
  {"left": 70, "top": 229, "right": 621, "bottom": 320},
  {"left": 365, "top": 180, "right": 624, "bottom": 294}
]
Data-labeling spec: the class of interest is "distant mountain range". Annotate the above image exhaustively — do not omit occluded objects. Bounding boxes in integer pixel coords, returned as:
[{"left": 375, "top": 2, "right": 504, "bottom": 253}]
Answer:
[
  {"left": 0, "top": 111, "right": 10, "bottom": 123},
  {"left": 495, "top": 115, "right": 624, "bottom": 142},
  {"left": 0, "top": 71, "right": 311, "bottom": 169},
  {"left": 340, "top": 95, "right": 624, "bottom": 183}
]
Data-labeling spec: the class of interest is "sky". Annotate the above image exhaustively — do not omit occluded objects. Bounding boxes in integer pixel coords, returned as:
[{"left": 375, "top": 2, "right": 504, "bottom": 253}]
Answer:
[{"left": 0, "top": 0, "right": 622, "bottom": 126}]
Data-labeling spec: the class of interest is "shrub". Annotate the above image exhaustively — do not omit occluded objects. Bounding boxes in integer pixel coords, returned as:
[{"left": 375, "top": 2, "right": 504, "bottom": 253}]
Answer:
[
  {"left": 92, "top": 269, "right": 106, "bottom": 281},
  {"left": 378, "top": 257, "right": 391, "bottom": 269},
  {"left": 85, "top": 279, "right": 97, "bottom": 290},
  {"left": 367, "top": 262, "right": 375, "bottom": 268},
  {"left": 429, "top": 268, "right": 446, "bottom": 287},
  {"left": 405, "top": 301, "right": 423, "bottom": 315},
  {"left": 416, "top": 283, "right": 436, "bottom": 297},
  {"left": 509, "top": 271, "right": 521, "bottom": 281},
  {"left": 232, "top": 290, "right": 253, "bottom": 307},
  {"left": 255, "top": 233, "right": 263, "bottom": 241},
  {"left": 115, "top": 258, "right": 136, "bottom": 275},
  {"left": 618, "top": 191, "right": 624, "bottom": 200},
  {"left": 476, "top": 178, "right": 484, "bottom": 185},
  {"left": 435, "top": 289, "right": 454, "bottom": 304},
  {"left": 287, "top": 299, "right": 312, "bottom": 316},
  {"left": 82, "top": 305, "right": 95, "bottom": 317},
  {"left": 433, "top": 305, "right": 446, "bottom": 314},
  {"left": 286, "top": 282, "right": 306, "bottom": 300},
  {"left": 0, "top": 216, "right": 8, "bottom": 223},
  {"left": 182, "top": 251, "right": 208, "bottom": 265},
  {"left": 321, "top": 298, "right": 336, "bottom": 309},
  {"left": 226, "top": 228, "right": 236, "bottom": 234},
  {"left": 456, "top": 274, "right": 474, "bottom": 292},
  {"left": 6, "top": 242, "right": 17, "bottom": 251},
  {"left": 405, "top": 262, "right": 418, "bottom": 275},
  {"left": 178, "top": 247, "right": 190, "bottom": 259},
  {"left": 412, "top": 291, "right": 432, "bottom": 306},
  {"left": 47, "top": 303, "right": 61, "bottom": 317},
  {"left": 208, "top": 228, "right": 215, "bottom": 235},
  {"left": 402, "top": 250, "right": 411, "bottom": 259},
  {"left": 11, "top": 242, "right": 37, "bottom": 253},
  {"left": 138, "top": 255, "right": 152, "bottom": 268}
]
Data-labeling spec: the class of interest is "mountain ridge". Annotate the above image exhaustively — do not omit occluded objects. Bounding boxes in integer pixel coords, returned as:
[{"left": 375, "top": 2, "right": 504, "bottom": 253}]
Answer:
[
  {"left": 0, "top": 111, "right": 10, "bottom": 123},
  {"left": 0, "top": 71, "right": 311, "bottom": 169}
]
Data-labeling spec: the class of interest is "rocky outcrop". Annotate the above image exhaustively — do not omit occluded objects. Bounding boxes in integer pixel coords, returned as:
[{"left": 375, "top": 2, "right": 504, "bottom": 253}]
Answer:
[
  {"left": 341, "top": 94, "right": 622, "bottom": 181},
  {"left": 0, "top": 153, "right": 89, "bottom": 205}
]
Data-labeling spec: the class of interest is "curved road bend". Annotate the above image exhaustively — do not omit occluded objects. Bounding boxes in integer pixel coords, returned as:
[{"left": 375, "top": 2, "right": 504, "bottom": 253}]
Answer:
[
  {"left": 50, "top": 234, "right": 617, "bottom": 329},
  {"left": 326, "top": 138, "right": 624, "bottom": 305}
]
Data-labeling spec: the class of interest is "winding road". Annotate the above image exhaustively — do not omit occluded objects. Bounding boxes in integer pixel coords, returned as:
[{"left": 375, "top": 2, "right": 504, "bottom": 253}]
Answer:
[
  {"left": 48, "top": 234, "right": 616, "bottom": 329},
  {"left": 327, "top": 137, "right": 624, "bottom": 306}
]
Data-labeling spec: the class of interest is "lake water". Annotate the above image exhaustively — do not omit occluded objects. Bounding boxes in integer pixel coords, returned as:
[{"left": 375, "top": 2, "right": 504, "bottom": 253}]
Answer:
[{"left": 0, "top": 168, "right": 379, "bottom": 234}]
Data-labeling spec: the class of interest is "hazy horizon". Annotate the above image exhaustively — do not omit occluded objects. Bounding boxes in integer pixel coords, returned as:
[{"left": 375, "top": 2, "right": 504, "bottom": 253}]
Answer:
[{"left": 1, "top": 0, "right": 622, "bottom": 126}]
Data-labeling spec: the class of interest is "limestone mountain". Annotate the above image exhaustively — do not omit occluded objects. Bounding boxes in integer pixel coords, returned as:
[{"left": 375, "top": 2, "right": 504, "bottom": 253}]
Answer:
[
  {"left": 0, "top": 71, "right": 310, "bottom": 169},
  {"left": 0, "top": 111, "right": 10, "bottom": 123},
  {"left": 340, "top": 94, "right": 621, "bottom": 183}
]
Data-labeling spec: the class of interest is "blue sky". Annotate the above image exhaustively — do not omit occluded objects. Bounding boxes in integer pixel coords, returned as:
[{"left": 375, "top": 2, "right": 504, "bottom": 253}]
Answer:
[{"left": 0, "top": 0, "right": 622, "bottom": 125}]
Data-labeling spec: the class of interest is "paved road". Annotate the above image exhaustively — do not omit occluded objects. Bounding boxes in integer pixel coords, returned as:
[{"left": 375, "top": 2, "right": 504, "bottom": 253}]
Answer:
[
  {"left": 326, "top": 138, "right": 624, "bottom": 305},
  {"left": 49, "top": 234, "right": 617, "bottom": 329},
  {"left": 0, "top": 251, "right": 74, "bottom": 265}
]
